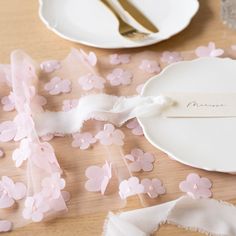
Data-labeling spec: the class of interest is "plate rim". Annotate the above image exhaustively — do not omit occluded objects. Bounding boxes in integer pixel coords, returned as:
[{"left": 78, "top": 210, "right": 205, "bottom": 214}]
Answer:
[
  {"left": 138, "top": 56, "right": 236, "bottom": 173},
  {"left": 38, "top": 0, "right": 199, "bottom": 49}
]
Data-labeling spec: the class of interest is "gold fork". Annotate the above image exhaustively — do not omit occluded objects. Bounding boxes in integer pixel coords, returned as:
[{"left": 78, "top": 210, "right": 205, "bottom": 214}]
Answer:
[{"left": 100, "top": 0, "right": 149, "bottom": 40}]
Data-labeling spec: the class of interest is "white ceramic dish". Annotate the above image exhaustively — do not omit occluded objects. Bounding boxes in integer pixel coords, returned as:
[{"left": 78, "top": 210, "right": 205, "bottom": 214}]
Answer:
[
  {"left": 139, "top": 57, "right": 236, "bottom": 173},
  {"left": 38, "top": 0, "right": 199, "bottom": 49}
]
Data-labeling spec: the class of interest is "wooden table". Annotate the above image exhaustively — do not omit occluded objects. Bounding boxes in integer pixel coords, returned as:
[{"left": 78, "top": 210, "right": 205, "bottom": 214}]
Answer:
[{"left": 1, "top": 1, "right": 236, "bottom": 235}]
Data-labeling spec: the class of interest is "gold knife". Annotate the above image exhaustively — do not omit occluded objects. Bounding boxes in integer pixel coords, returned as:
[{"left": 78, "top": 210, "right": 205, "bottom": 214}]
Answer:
[{"left": 118, "top": 0, "right": 159, "bottom": 33}]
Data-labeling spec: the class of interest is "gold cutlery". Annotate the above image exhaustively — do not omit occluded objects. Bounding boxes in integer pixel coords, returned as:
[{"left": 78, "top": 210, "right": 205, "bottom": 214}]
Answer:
[{"left": 100, "top": 0, "right": 151, "bottom": 40}]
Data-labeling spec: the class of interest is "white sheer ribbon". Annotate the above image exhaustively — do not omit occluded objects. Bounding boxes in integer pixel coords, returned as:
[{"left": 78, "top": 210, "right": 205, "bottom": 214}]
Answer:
[
  {"left": 34, "top": 94, "right": 173, "bottom": 136},
  {"left": 104, "top": 196, "right": 236, "bottom": 236}
]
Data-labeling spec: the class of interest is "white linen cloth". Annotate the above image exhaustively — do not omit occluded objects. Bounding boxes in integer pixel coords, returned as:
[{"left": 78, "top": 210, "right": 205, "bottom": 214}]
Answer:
[{"left": 104, "top": 196, "right": 236, "bottom": 236}]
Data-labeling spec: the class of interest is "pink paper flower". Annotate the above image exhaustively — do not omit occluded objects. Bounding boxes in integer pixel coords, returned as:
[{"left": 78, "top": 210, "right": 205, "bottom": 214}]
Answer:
[
  {"left": 41, "top": 173, "right": 65, "bottom": 199},
  {"left": 161, "top": 51, "right": 183, "bottom": 64},
  {"left": 136, "top": 83, "right": 144, "bottom": 95},
  {"left": 85, "top": 161, "right": 112, "bottom": 195},
  {"left": 95, "top": 124, "right": 125, "bottom": 146},
  {"left": 124, "top": 148, "right": 155, "bottom": 172},
  {"left": 23, "top": 194, "right": 50, "bottom": 222},
  {"left": 0, "top": 220, "right": 12, "bottom": 232},
  {"left": 195, "top": 42, "right": 224, "bottom": 57},
  {"left": 139, "top": 60, "right": 161, "bottom": 74},
  {"left": 12, "top": 138, "right": 31, "bottom": 167},
  {"left": 1, "top": 92, "right": 15, "bottom": 111},
  {"left": 126, "top": 119, "right": 143, "bottom": 136},
  {"left": 0, "top": 121, "right": 17, "bottom": 142},
  {"left": 72, "top": 132, "right": 96, "bottom": 150},
  {"left": 109, "top": 54, "right": 131, "bottom": 65},
  {"left": 0, "top": 176, "right": 26, "bottom": 208},
  {"left": 106, "top": 68, "right": 133, "bottom": 86},
  {"left": 78, "top": 73, "right": 105, "bottom": 91},
  {"left": 179, "top": 173, "right": 212, "bottom": 199},
  {"left": 44, "top": 77, "right": 71, "bottom": 95},
  {"left": 62, "top": 99, "right": 79, "bottom": 112},
  {"left": 13, "top": 113, "right": 35, "bottom": 141},
  {"left": 141, "top": 178, "right": 165, "bottom": 198},
  {"left": 80, "top": 49, "right": 97, "bottom": 66},
  {"left": 119, "top": 177, "right": 144, "bottom": 199},
  {"left": 40, "top": 60, "right": 61, "bottom": 73}
]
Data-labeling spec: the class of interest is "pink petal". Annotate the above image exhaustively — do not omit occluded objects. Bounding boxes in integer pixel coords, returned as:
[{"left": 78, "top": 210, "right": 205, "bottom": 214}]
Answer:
[
  {"left": 85, "top": 179, "right": 103, "bottom": 192},
  {"left": 143, "top": 153, "right": 155, "bottom": 162},
  {"left": 131, "top": 148, "right": 143, "bottom": 158},
  {"left": 0, "top": 195, "right": 14, "bottom": 208},
  {"left": 40, "top": 60, "right": 61, "bottom": 73},
  {"left": 141, "top": 161, "right": 153, "bottom": 172},
  {"left": 31, "top": 212, "right": 43, "bottom": 222},
  {"left": 0, "top": 220, "right": 12, "bottom": 232},
  {"left": 199, "top": 177, "right": 212, "bottom": 188},
  {"left": 179, "top": 180, "right": 192, "bottom": 193},
  {"left": 12, "top": 182, "right": 27, "bottom": 200},
  {"left": 104, "top": 124, "right": 115, "bottom": 132},
  {"left": 85, "top": 166, "right": 104, "bottom": 179},
  {"left": 0, "top": 121, "right": 16, "bottom": 142},
  {"left": 210, "top": 49, "right": 224, "bottom": 57},
  {"left": 124, "top": 154, "right": 135, "bottom": 161},
  {"left": 129, "top": 162, "right": 142, "bottom": 172},
  {"left": 100, "top": 176, "right": 109, "bottom": 195},
  {"left": 186, "top": 173, "right": 200, "bottom": 183}
]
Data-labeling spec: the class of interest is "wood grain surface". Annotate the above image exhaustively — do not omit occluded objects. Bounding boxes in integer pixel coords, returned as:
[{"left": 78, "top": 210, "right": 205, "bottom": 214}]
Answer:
[{"left": 1, "top": 1, "right": 236, "bottom": 235}]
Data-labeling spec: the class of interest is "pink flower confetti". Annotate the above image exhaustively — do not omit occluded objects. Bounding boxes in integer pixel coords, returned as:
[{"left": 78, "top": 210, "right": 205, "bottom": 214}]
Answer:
[
  {"left": 40, "top": 60, "right": 61, "bottom": 73},
  {"left": 124, "top": 148, "right": 155, "bottom": 172},
  {"left": 80, "top": 49, "right": 97, "bottom": 66},
  {"left": 0, "top": 121, "right": 17, "bottom": 142},
  {"left": 78, "top": 73, "right": 105, "bottom": 91},
  {"left": 23, "top": 194, "right": 50, "bottom": 222},
  {"left": 179, "top": 173, "right": 212, "bottom": 199},
  {"left": 136, "top": 83, "right": 144, "bottom": 95},
  {"left": 41, "top": 173, "right": 65, "bottom": 199},
  {"left": 161, "top": 51, "right": 183, "bottom": 64},
  {"left": 62, "top": 99, "right": 79, "bottom": 112},
  {"left": 119, "top": 177, "right": 144, "bottom": 199},
  {"left": 72, "top": 132, "right": 96, "bottom": 150},
  {"left": 1, "top": 92, "right": 15, "bottom": 111},
  {"left": 85, "top": 161, "right": 112, "bottom": 195},
  {"left": 44, "top": 77, "right": 71, "bottom": 95},
  {"left": 0, "top": 220, "right": 12, "bottom": 232},
  {"left": 195, "top": 42, "right": 224, "bottom": 57},
  {"left": 141, "top": 178, "right": 165, "bottom": 198},
  {"left": 95, "top": 124, "right": 125, "bottom": 146},
  {"left": 0, "top": 148, "right": 4, "bottom": 158},
  {"left": 109, "top": 54, "right": 131, "bottom": 65},
  {"left": 139, "top": 59, "right": 161, "bottom": 74},
  {"left": 106, "top": 68, "right": 133, "bottom": 86},
  {"left": 126, "top": 118, "right": 143, "bottom": 136},
  {"left": 0, "top": 176, "right": 26, "bottom": 208},
  {"left": 12, "top": 138, "right": 31, "bottom": 167}
]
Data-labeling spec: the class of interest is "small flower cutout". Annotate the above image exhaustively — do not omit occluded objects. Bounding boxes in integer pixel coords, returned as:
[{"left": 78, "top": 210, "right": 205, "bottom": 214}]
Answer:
[
  {"left": 62, "top": 99, "right": 78, "bottom": 112},
  {"left": 41, "top": 173, "right": 65, "bottom": 199},
  {"left": 80, "top": 49, "right": 97, "bottom": 66},
  {"left": 124, "top": 148, "right": 155, "bottom": 172},
  {"left": 106, "top": 68, "right": 133, "bottom": 86},
  {"left": 78, "top": 73, "right": 105, "bottom": 91},
  {"left": 195, "top": 42, "right": 224, "bottom": 57},
  {"left": 72, "top": 132, "right": 96, "bottom": 150},
  {"left": 161, "top": 51, "right": 183, "bottom": 64},
  {"left": 126, "top": 119, "right": 143, "bottom": 136},
  {"left": 179, "top": 173, "right": 212, "bottom": 199},
  {"left": 23, "top": 194, "right": 49, "bottom": 222},
  {"left": 40, "top": 60, "right": 61, "bottom": 73},
  {"left": 0, "top": 176, "right": 26, "bottom": 208},
  {"left": 0, "top": 121, "right": 17, "bottom": 142},
  {"left": 119, "top": 177, "right": 144, "bottom": 199},
  {"left": 95, "top": 124, "right": 125, "bottom": 146},
  {"left": 1, "top": 92, "right": 15, "bottom": 111},
  {"left": 0, "top": 220, "right": 12, "bottom": 232},
  {"left": 12, "top": 138, "right": 31, "bottom": 167},
  {"left": 109, "top": 54, "right": 131, "bottom": 65},
  {"left": 141, "top": 178, "right": 165, "bottom": 198},
  {"left": 44, "top": 77, "right": 71, "bottom": 95},
  {"left": 139, "top": 59, "right": 161, "bottom": 74},
  {"left": 85, "top": 161, "right": 112, "bottom": 195}
]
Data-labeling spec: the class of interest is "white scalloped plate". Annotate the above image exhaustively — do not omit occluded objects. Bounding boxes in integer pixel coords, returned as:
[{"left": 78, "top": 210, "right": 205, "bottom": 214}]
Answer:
[
  {"left": 38, "top": 0, "right": 199, "bottom": 49},
  {"left": 139, "top": 57, "right": 236, "bottom": 173}
]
